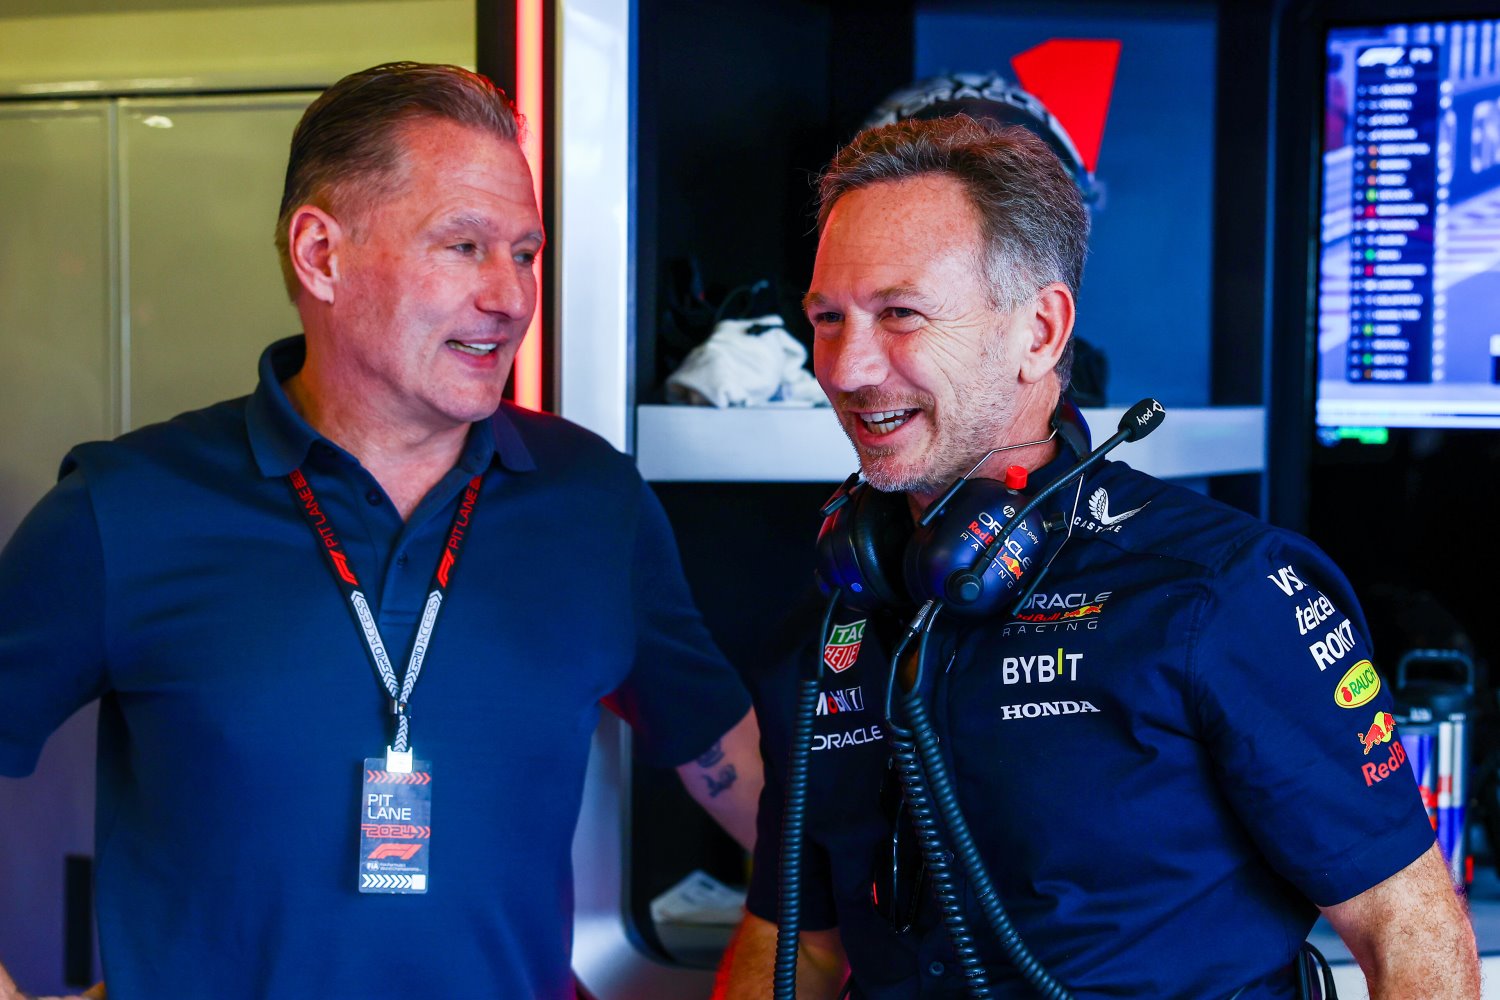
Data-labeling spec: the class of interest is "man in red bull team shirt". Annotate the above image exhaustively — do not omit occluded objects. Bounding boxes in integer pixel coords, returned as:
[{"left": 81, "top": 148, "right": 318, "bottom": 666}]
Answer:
[{"left": 720, "top": 116, "right": 1476, "bottom": 998}]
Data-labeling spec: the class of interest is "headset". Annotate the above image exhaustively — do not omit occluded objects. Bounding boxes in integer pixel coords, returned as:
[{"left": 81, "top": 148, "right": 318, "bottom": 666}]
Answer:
[
  {"left": 814, "top": 397, "right": 1096, "bottom": 619},
  {"left": 774, "top": 399, "right": 1164, "bottom": 1000}
]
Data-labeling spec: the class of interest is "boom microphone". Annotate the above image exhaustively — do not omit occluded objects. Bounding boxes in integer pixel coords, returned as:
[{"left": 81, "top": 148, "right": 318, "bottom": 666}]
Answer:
[{"left": 946, "top": 398, "right": 1166, "bottom": 604}]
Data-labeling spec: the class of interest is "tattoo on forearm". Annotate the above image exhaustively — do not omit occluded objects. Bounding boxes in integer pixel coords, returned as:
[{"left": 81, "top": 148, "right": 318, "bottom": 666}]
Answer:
[
  {"left": 696, "top": 740, "right": 726, "bottom": 768},
  {"left": 703, "top": 765, "right": 737, "bottom": 798}
]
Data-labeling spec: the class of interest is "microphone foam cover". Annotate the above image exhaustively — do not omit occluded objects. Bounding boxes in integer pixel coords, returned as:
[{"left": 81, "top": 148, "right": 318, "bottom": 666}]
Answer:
[{"left": 1120, "top": 398, "right": 1166, "bottom": 441}]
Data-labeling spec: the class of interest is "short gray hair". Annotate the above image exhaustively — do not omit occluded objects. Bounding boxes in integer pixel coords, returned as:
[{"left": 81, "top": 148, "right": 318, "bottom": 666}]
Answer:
[
  {"left": 816, "top": 116, "right": 1089, "bottom": 388},
  {"left": 275, "top": 61, "right": 522, "bottom": 300}
]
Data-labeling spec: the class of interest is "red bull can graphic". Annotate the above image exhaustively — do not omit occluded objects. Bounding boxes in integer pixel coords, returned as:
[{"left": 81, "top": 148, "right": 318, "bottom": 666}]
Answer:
[{"left": 1394, "top": 649, "right": 1475, "bottom": 891}]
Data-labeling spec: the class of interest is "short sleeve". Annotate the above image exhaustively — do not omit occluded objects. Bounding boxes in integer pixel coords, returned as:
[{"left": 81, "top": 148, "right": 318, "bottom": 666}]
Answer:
[
  {"left": 1192, "top": 530, "right": 1435, "bottom": 906},
  {"left": 0, "top": 468, "right": 110, "bottom": 776},
  {"left": 605, "top": 481, "right": 750, "bottom": 767}
]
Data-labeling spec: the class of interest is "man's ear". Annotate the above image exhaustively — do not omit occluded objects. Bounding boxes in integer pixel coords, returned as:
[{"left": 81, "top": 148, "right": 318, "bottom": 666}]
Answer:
[
  {"left": 1017, "top": 282, "right": 1075, "bottom": 384},
  {"left": 287, "top": 205, "right": 344, "bottom": 305}
]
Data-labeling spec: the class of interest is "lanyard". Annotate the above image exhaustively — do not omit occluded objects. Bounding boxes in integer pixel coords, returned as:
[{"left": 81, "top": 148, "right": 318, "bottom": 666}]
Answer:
[{"left": 288, "top": 467, "right": 482, "bottom": 757}]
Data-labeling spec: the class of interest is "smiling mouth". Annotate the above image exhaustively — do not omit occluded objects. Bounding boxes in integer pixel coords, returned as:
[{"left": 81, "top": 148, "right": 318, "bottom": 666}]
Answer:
[
  {"left": 858, "top": 408, "right": 919, "bottom": 436},
  {"left": 447, "top": 340, "right": 499, "bottom": 356}
]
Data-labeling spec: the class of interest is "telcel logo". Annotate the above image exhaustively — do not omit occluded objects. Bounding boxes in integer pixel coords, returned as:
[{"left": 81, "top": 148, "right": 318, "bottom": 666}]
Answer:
[{"left": 1336, "top": 660, "right": 1381, "bottom": 709}]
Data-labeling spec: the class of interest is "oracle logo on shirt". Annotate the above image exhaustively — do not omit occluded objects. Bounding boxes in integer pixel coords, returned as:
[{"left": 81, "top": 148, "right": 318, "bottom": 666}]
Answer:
[{"left": 812, "top": 724, "right": 884, "bottom": 751}]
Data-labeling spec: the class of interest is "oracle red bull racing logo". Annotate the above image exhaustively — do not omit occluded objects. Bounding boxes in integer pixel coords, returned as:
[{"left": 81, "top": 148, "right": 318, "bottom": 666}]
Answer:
[
  {"left": 823, "top": 620, "right": 867, "bottom": 674},
  {"left": 1009, "top": 591, "right": 1112, "bottom": 625},
  {"left": 1357, "top": 711, "right": 1397, "bottom": 754}
]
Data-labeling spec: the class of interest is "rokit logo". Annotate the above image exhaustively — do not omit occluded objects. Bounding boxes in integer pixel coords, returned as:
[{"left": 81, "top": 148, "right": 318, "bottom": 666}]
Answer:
[
  {"left": 812, "top": 724, "right": 884, "bottom": 751},
  {"left": 998, "top": 700, "right": 1100, "bottom": 720},
  {"left": 1073, "top": 488, "right": 1147, "bottom": 534},
  {"left": 816, "top": 685, "right": 865, "bottom": 716},
  {"left": 1309, "top": 618, "right": 1358, "bottom": 671},
  {"left": 1001, "top": 649, "right": 1083, "bottom": 685}
]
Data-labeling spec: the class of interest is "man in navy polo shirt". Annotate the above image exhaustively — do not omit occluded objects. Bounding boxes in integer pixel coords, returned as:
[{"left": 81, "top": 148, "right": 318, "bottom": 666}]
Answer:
[
  {"left": 720, "top": 117, "right": 1477, "bottom": 997},
  {"left": 0, "top": 63, "right": 759, "bottom": 998}
]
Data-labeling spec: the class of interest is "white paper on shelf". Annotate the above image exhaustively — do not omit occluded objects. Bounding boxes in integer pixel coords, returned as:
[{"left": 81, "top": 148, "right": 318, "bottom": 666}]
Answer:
[{"left": 649, "top": 868, "right": 748, "bottom": 926}]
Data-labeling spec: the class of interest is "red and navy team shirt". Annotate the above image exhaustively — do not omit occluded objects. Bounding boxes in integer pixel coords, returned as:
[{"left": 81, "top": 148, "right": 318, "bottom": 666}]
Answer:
[{"left": 747, "top": 439, "right": 1436, "bottom": 998}]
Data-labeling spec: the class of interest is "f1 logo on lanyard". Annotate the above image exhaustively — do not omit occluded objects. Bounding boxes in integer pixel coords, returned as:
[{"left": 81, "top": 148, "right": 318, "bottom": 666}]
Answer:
[{"left": 288, "top": 469, "right": 481, "bottom": 895}]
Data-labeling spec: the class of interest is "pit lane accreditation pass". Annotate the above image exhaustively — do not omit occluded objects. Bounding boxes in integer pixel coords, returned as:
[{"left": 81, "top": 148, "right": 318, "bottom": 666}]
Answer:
[{"left": 359, "top": 756, "right": 432, "bottom": 894}]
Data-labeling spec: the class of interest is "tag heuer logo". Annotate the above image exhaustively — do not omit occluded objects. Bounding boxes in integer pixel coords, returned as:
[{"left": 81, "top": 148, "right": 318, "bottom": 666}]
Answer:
[{"left": 823, "top": 619, "right": 867, "bottom": 674}]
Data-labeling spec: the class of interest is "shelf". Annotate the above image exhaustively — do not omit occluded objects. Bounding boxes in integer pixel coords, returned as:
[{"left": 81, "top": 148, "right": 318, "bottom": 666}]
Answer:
[{"left": 635, "top": 404, "right": 1265, "bottom": 482}]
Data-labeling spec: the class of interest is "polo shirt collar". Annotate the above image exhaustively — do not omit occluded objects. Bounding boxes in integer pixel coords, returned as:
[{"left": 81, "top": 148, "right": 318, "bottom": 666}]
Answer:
[{"left": 246, "top": 335, "right": 537, "bottom": 478}]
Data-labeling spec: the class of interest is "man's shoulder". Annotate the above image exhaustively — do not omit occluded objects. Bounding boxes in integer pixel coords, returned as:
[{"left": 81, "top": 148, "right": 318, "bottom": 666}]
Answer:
[
  {"left": 1082, "top": 461, "right": 1283, "bottom": 574},
  {"left": 492, "top": 402, "right": 637, "bottom": 481},
  {"left": 61, "top": 395, "right": 251, "bottom": 483}
]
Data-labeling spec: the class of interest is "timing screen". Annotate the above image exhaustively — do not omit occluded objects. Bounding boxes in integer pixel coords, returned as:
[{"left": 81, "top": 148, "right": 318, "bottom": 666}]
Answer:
[{"left": 1316, "top": 20, "right": 1500, "bottom": 433}]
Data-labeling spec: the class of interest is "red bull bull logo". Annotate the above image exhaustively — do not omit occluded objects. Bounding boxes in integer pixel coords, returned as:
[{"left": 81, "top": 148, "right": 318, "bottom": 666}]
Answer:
[
  {"left": 999, "top": 553, "right": 1024, "bottom": 580},
  {"left": 1357, "top": 711, "right": 1396, "bottom": 754}
]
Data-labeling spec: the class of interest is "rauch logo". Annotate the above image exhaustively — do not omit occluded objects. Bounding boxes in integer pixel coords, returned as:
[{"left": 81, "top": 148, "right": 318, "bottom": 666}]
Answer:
[{"left": 1335, "top": 660, "right": 1381, "bottom": 709}]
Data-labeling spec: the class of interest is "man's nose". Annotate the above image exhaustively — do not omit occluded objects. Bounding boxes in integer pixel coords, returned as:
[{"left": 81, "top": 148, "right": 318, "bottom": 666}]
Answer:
[
  {"left": 476, "top": 257, "right": 532, "bottom": 318},
  {"left": 817, "top": 321, "right": 889, "bottom": 393}
]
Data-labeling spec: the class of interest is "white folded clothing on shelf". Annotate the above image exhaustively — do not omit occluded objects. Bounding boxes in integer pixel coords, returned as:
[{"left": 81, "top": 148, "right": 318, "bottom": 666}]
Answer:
[{"left": 664, "top": 314, "right": 828, "bottom": 407}]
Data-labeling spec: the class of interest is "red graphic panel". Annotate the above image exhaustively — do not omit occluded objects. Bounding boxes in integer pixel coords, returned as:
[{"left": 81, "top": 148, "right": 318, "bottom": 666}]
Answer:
[{"left": 1011, "top": 39, "right": 1122, "bottom": 173}]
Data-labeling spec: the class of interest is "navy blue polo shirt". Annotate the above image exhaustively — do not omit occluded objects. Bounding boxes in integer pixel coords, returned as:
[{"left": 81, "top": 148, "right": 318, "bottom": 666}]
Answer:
[
  {"left": 747, "top": 433, "right": 1434, "bottom": 998},
  {"left": 0, "top": 336, "right": 749, "bottom": 999}
]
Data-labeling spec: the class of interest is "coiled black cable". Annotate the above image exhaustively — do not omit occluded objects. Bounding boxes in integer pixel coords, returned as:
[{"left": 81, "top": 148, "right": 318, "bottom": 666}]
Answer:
[
  {"left": 885, "top": 609, "right": 995, "bottom": 998},
  {"left": 901, "top": 671, "right": 1073, "bottom": 999},
  {"left": 774, "top": 588, "right": 842, "bottom": 1000}
]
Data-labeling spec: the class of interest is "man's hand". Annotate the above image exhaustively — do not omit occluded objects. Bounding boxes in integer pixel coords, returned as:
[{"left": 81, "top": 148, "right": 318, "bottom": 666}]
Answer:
[
  {"left": 714, "top": 910, "right": 846, "bottom": 1000},
  {"left": 1320, "top": 842, "right": 1478, "bottom": 999},
  {"left": 676, "top": 708, "right": 764, "bottom": 851}
]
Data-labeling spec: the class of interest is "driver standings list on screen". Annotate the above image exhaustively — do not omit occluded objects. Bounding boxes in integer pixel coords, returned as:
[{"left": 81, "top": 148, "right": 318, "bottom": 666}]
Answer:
[
  {"left": 1347, "top": 42, "right": 1440, "bottom": 385},
  {"left": 1317, "top": 20, "right": 1500, "bottom": 434}
]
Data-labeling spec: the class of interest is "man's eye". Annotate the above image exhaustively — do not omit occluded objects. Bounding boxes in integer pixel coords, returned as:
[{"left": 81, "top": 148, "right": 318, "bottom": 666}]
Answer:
[
  {"left": 811, "top": 311, "right": 843, "bottom": 325},
  {"left": 885, "top": 307, "right": 917, "bottom": 320},
  {"left": 514, "top": 250, "right": 538, "bottom": 266},
  {"left": 451, "top": 242, "right": 478, "bottom": 255}
]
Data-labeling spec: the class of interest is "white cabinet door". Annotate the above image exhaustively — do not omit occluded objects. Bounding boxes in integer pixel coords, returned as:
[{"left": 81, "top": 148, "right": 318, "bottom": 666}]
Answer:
[
  {"left": 0, "top": 103, "right": 114, "bottom": 540},
  {"left": 119, "top": 95, "right": 315, "bottom": 430}
]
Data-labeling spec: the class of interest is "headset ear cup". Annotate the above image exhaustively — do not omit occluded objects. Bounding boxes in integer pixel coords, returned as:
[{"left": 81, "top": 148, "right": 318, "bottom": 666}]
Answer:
[
  {"left": 849, "top": 486, "right": 914, "bottom": 608},
  {"left": 816, "top": 484, "right": 914, "bottom": 610}
]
